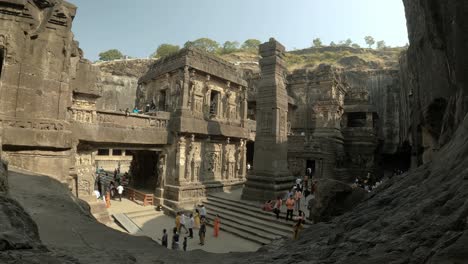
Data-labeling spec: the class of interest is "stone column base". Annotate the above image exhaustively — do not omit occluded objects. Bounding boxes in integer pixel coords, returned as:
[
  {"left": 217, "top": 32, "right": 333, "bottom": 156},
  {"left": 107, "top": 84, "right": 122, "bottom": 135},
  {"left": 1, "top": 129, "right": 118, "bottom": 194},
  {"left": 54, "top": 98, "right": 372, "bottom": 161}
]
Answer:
[{"left": 241, "top": 174, "right": 295, "bottom": 201}]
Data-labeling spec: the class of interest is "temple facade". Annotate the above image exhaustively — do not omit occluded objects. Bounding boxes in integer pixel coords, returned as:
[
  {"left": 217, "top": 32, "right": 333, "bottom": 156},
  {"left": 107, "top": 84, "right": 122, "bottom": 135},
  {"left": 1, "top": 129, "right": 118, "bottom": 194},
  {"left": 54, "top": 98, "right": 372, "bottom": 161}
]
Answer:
[{"left": 136, "top": 48, "right": 249, "bottom": 209}]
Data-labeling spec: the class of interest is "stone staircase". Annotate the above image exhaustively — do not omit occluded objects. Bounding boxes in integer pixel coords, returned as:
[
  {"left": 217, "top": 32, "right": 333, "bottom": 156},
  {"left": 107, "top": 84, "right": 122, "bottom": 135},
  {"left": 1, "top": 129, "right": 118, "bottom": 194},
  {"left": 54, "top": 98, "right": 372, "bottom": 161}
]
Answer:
[
  {"left": 87, "top": 198, "right": 113, "bottom": 225},
  {"left": 204, "top": 194, "right": 310, "bottom": 245},
  {"left": 125, "top": 207, "right": 164, "bottom": 221}
]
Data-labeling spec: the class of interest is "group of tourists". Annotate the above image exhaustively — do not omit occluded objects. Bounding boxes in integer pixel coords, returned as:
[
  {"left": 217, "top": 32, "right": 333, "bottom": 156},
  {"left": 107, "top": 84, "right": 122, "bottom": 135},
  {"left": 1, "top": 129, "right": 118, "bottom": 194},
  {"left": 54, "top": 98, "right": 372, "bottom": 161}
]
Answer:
[
  {"left": 94, "top": 167, "right": 128, "bottom": 208},
  {"left": 261, "top": 170, "right": 316, "bottom": 240},
  {"left": 162, "top": 204, "right": 221, "bottom": 251}
]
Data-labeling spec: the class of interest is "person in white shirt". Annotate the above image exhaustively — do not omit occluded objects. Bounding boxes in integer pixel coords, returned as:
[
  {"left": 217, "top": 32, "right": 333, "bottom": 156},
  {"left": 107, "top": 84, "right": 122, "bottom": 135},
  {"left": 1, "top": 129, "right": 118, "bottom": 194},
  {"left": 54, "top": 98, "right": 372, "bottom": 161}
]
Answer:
[
  {"left": 198, "top": 204, "right": 207, "bottom": 219},
  {"left": 116, "top": 184, "right": 124, "bottom": 201},
  {"left": 179, "top": 213, "right": 188, "bottom": 234},
  {"left": 187, "top": 213, "right": 195, "bottom": 238}
]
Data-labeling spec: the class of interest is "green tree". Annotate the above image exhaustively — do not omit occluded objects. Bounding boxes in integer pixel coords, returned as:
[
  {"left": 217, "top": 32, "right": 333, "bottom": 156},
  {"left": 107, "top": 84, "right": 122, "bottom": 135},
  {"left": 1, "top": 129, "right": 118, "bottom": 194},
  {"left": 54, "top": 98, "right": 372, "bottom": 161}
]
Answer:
[
  {"left": 364, "top": 36, "right": 375, "bottom": 48},
  {"left": 344, "top": 38, "right": 353, "bottom": 47},
  {"left": 376, "top": 40, "right": 386, "bottom": 50},
  {"left": 221, "top": 41, "right": 240, "bottom": 54},
  {"left": 312, "top": 38, "right": 322, "bottom": 48},
  {"left": 98, "top": 49, "right": 124, "bottom": 61},
  {"left": 241, "top": 39, "right": 261, "bottom": 52},
  {"left": 184, "top": 38, "right": 220, "bottom": 53},
  {"left": 351, "top": 43, "right": 361, "bottom": 49},
  {"left": 330, "top": 41, "right": 337, "bottom": 47},
  {"left": 151, "top": 44, "right": 180, "bottom": 58}
]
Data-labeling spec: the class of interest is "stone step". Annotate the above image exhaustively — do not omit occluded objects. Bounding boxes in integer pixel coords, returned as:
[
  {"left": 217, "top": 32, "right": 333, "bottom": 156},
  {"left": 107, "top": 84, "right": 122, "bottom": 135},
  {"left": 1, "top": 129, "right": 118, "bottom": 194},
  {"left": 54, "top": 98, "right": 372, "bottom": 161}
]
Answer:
[
  {"left": 204, "top": 203, "right": 292, "bottom": 237},
  {"left": 125, "top": 208, "right": 159, "bottom": 217},
  {"left": 203, "top": 215, "right": 271, "bottom": 245},
  {"left": 205, "top": 196, "right": 310, "bottom": 227}
]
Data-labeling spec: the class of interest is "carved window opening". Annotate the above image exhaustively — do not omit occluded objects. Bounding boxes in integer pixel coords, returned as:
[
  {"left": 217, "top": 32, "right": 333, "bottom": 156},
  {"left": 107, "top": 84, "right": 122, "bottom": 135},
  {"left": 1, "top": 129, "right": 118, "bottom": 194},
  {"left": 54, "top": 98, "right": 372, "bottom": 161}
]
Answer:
[
  {"left": 112, "top": 149, "right": 122, "bottom": 156},
  {"left": 159, "top": 90, "right": 167, "bottom": 111},
  {"left": 210, "top": 90, "right": 220, "bottom": 116},
  {"left": 97, "top": 149, "right": 110, "bottom": 156},
  {"left": 347, "top": 112, "right": 367, "bottom": 127}
]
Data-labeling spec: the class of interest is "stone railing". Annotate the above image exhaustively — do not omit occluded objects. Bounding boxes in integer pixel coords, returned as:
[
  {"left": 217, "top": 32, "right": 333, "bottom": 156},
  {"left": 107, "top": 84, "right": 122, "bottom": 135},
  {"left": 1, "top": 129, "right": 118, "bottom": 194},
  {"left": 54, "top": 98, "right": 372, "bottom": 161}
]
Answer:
[{"left": 96, "top": 110, "right": 170, "bottom": 130}]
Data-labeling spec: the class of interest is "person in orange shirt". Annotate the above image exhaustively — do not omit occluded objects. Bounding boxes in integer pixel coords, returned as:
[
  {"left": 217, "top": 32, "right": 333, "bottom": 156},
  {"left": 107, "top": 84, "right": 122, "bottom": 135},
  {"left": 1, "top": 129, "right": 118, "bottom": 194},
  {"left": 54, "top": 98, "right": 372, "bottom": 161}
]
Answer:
[
  {"left": 213, "top": 214, "right": 221, "bottom": 238},
  {"left": 285, "top": 195, "right": 295, "bottom": 221}
]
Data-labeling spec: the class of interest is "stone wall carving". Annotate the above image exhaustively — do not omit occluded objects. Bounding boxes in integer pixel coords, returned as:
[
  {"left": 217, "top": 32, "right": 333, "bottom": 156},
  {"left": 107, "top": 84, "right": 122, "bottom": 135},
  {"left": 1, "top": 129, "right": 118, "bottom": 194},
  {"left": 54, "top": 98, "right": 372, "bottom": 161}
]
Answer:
[
  {"left": 75, "top": 151, "right": 95, "bottom": 197},
  {"left": 156, "top": 153, "right": 166, "bottom": 188},
  {"left": 0, "top": 118, "right": 67, "bottom": 131}
]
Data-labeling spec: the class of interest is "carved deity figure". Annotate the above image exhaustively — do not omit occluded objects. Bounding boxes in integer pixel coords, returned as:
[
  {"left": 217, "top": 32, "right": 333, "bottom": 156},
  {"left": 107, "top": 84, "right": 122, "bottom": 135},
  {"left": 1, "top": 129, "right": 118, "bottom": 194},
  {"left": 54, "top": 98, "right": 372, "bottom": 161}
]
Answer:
[{"left": 157, "top": 154, "right": 166, "bottom": 188}]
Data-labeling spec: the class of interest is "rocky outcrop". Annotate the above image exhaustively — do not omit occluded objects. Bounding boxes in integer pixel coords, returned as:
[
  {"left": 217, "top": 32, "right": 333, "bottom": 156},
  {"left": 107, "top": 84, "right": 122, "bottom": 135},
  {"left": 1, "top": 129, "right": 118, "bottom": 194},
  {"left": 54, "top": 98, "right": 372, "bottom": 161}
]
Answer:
[
  {"left": 308, "top": 178, "right": 367, "bottom": 223},
  {"left": 95, "top": 59, "right": 155, "bottom": 111}
]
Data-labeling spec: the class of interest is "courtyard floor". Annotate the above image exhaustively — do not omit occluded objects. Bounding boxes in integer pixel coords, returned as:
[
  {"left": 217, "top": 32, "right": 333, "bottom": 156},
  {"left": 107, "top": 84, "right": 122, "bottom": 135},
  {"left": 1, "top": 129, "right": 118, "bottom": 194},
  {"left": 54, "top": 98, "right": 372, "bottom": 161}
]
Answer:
[{"left": 107, "top": 197, "right": 261, "bottom": 253}]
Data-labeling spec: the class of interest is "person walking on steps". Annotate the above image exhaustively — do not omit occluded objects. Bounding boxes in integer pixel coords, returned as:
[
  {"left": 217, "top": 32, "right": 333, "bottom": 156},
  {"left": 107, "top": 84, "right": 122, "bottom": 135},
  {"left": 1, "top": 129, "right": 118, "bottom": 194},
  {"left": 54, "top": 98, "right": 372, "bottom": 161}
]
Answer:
[
  {"left": 285, "top": 195, "right": 295, "bottom": 221},
  {"left": 295, "top": 188, "right": 302, "bottom": 212},
  {"left": 273, "top": 196, "right": 282, "bottom": 220},
  {"left": 213, "top": 214, "right": 221, "bottom": 238}
]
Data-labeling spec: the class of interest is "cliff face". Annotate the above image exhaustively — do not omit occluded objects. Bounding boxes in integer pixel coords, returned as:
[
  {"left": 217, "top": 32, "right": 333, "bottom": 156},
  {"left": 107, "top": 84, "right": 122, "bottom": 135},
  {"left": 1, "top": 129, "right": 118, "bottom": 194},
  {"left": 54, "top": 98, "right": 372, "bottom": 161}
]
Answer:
[
  {"left": 400, "top": 0, "right": 468, "bottom": 164},
  {"left": 95, "top": 59, "right": 155, "bottom": 111}
]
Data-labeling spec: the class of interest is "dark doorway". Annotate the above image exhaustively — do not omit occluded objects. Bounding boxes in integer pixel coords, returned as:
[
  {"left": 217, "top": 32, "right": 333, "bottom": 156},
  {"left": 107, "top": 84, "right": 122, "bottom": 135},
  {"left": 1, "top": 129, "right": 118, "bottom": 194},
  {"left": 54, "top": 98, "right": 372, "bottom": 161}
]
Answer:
[
  {"left": 306, "top": 160, "right": 316, "bottom": 177},
  {"left": 159, "top": 90, "right": 167, "bottom": 111},
  {"left": 210, "top": 90, "right": 220, "bottom": 115},
  {"left": 347, "top": 112, "right": 367, "bottom": 127},
  {"left": 129, "top": 150, "right": 159, "bottom": 191},
  {"left": 246, "top": 141, "right": 254, "bottom": 167}
]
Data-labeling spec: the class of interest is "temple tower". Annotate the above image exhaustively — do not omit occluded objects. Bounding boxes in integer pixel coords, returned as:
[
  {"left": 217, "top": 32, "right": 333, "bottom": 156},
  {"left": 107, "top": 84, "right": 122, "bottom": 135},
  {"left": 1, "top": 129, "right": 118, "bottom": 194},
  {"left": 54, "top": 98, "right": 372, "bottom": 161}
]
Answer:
[{"left": 242, "top": 38, "right": 295, "bottom": 201}]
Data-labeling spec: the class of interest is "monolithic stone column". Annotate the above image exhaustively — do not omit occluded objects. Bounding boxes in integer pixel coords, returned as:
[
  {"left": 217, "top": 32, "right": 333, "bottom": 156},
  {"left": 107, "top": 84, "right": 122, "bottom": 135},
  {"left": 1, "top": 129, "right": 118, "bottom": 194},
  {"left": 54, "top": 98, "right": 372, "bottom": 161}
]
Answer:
[{"left": 241, "top": 38, "right": 295, "bottom": 201}]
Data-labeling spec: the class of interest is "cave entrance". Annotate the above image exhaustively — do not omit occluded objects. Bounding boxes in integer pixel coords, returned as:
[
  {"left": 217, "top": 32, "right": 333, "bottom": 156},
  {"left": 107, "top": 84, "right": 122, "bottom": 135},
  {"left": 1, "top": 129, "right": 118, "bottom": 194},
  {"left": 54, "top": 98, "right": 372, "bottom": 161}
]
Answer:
[{"left": 306, "top": 160, "right": 316, "bottom": 177}]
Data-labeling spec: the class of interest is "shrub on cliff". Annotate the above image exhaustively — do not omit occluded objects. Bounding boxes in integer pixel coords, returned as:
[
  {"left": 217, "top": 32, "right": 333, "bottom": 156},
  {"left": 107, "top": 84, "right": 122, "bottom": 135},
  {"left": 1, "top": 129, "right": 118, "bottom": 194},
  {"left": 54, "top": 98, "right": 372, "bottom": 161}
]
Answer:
[{"left": 98, "top": 49, "right": 125, "bottom": 61}]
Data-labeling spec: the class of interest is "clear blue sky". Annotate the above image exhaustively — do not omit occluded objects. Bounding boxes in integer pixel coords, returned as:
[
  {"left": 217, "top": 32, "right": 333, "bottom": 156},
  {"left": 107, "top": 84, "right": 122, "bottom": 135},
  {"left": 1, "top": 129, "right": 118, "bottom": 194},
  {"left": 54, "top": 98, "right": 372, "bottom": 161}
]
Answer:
[{"left": 68, "top": 0, "right": 408, "bottom": 61}]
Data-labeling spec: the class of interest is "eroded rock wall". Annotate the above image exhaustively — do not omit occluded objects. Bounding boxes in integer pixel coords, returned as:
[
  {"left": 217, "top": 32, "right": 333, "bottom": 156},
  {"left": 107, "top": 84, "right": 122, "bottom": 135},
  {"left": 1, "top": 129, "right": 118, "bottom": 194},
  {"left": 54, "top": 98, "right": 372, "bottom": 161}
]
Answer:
[
  {"left": 0, "top": 1, "right": 100, "bottom": 180},
  {"left": 95, "top": 59, "right": 154, "bottom": 111},
  {"left": 400, "top": 0, "right": 468, "bottom": 165}
]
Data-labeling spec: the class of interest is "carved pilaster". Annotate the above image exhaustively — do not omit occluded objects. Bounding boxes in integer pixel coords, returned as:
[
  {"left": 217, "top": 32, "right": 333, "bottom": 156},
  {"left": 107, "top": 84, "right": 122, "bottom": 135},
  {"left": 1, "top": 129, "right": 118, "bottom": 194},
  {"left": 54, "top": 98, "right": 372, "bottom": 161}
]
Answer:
[{"left": 176, "top": 136, "right": 187, "bottom": 184}]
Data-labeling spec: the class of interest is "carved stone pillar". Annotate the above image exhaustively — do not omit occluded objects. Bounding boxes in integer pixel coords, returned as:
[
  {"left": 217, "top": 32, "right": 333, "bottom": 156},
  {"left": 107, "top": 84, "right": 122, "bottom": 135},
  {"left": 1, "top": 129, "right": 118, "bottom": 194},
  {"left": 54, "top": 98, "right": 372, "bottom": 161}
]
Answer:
[
  {"left": 155, "top": 152, "right": 167, "bottom": 199},
  {"left": 177, "top": 66, "right": 191, "bottom": 116},
  {"left": 241, "top": 86, "right": 248, "bottom": 127},
  {"left": 176, "top": 136, "right": 187, "bottom": 185}
]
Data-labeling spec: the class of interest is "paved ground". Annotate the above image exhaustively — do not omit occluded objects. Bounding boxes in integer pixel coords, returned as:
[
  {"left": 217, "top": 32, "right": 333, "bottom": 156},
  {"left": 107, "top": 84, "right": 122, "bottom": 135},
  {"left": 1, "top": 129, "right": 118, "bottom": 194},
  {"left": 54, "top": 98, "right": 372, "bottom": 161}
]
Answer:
[{"left": 107, "top": 197, "right": 261, "bottom": 253}]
